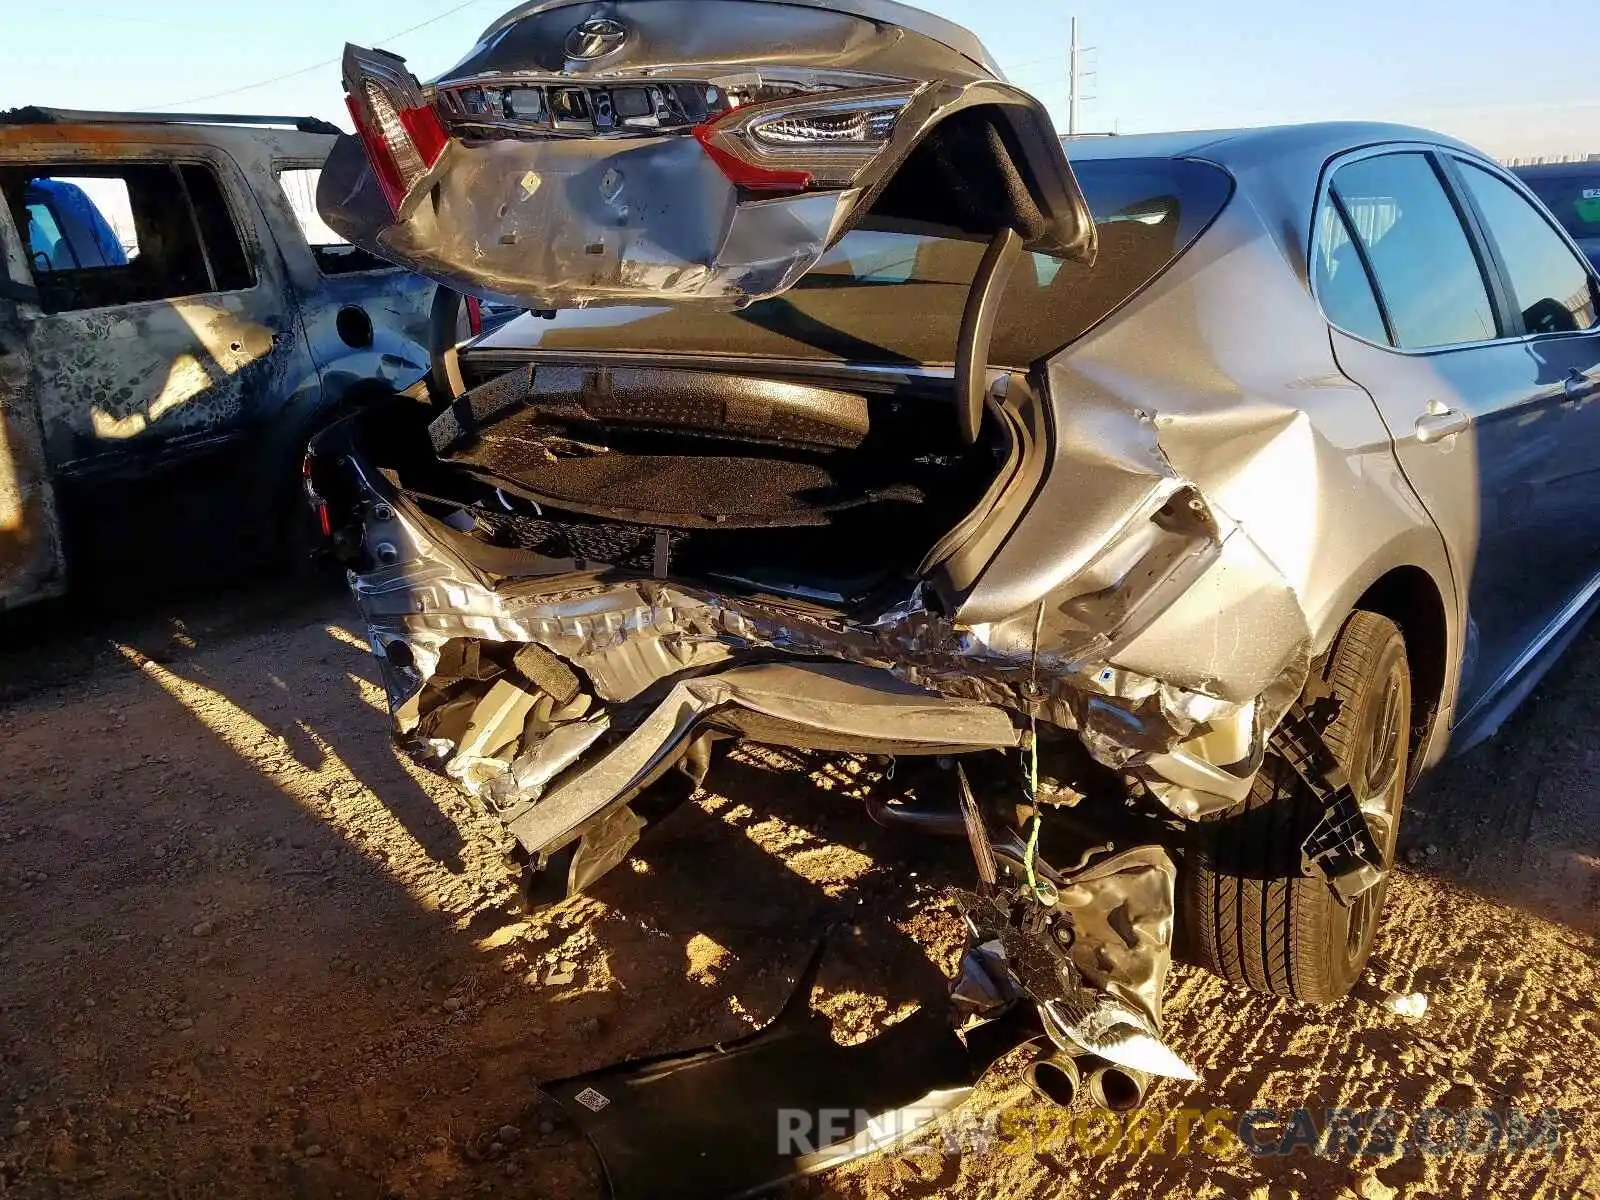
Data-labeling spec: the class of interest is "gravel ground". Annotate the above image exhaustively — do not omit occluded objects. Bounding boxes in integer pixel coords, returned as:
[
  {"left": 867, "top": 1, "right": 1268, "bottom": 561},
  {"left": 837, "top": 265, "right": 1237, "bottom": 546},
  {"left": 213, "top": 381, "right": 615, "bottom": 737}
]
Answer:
[{"left": 0, "top": 579, "right": 1596, "bottom": 1199}]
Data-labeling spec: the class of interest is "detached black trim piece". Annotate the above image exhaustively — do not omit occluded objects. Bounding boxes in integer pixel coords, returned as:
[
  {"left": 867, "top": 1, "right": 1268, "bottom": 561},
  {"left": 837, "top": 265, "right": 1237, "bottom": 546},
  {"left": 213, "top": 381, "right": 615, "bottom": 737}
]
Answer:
[{"left": 542, "top": 939, "right": 1037, "bottom": 1200}]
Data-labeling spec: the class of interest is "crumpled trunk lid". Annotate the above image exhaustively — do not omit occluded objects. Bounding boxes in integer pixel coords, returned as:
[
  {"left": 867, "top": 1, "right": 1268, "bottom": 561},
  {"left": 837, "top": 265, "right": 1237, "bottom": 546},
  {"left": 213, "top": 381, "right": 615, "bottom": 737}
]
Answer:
[{"left": 317, "top": 0, "right": 1094, "bottom": 311}]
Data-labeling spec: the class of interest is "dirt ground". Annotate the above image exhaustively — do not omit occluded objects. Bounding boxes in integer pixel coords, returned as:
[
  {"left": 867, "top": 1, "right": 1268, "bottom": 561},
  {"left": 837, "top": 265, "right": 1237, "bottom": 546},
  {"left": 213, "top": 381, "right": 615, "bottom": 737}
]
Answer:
[{"left": 1, "top": 577, "right": 1597, "bottom": 1200}]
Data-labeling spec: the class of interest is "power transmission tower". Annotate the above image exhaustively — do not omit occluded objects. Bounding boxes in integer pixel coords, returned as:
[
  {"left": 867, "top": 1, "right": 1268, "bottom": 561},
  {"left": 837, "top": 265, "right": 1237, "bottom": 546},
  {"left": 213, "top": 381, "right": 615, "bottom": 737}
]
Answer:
[{"left": 1066, "top": 17, "right": 1097, "bottom": 136}]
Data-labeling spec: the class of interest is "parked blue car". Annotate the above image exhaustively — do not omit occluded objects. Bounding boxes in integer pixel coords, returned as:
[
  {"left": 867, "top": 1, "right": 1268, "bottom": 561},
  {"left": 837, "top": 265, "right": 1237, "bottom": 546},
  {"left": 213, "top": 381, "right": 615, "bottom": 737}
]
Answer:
[{"left": 21, "top": 177, "right": 128, "bottom": 271}]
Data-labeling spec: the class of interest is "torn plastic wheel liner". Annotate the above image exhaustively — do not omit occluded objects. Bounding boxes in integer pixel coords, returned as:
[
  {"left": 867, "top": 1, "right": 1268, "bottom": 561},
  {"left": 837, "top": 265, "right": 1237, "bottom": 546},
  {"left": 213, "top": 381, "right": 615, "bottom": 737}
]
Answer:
[
  {"left": 317, "top": 0, "right": 1096, "bottom": 310},
  {"left": 541, "top": 939, "right": 1039, "bottom": 1200}
]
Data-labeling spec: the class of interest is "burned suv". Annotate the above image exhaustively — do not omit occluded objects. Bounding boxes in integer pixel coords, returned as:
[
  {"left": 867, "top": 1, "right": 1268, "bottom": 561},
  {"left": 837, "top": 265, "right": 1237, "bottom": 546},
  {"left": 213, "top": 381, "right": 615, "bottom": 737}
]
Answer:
[
  {"left": 305, "top": 0, "right": 1600, "bottom": 1173},
  {"left": 0, "top": 108, "right": 444, "bottom": 608}
]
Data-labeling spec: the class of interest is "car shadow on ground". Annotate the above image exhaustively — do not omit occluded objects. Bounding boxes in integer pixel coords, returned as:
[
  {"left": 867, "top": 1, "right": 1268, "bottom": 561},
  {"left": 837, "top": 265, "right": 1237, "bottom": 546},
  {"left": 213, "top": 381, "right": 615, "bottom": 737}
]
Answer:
[{"left": 0, "top": 582, "right": 980, "bottom": 1199}]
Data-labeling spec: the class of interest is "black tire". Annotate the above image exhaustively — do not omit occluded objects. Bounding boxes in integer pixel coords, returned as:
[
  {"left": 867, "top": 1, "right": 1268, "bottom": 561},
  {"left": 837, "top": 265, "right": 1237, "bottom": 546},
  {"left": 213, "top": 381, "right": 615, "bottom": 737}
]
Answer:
[{"left": 1180, "top": 611, "right": 1410, "bottom": 1004}]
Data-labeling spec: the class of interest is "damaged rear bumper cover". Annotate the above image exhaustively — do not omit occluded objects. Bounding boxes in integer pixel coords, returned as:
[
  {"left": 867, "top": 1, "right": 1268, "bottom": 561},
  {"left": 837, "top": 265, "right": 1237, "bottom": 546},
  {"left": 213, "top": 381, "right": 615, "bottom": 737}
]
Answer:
[{"left": 340, "top": 449, "right": 1310, "bottom": 894}]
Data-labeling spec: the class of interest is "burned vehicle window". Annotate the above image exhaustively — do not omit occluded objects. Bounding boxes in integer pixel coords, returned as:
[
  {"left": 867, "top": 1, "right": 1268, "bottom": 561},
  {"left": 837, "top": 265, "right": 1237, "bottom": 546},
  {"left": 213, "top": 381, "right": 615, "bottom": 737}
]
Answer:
[
  {"left": 478, "top": 157, "right": 1233, "bottom": 367},
  {"left": 276, "top": 166, "right": 394, "bottom": 276},
  {"left": 178, "top": 165, "right": 255, "bottom": 293},
  {"left": 1, "top": 161, "right": 254, "bottom": 314}
]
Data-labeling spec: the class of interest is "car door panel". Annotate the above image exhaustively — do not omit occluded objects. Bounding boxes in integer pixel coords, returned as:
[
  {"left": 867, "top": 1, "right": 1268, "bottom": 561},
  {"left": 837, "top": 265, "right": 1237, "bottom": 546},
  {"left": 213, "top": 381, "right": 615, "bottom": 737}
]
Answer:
[
  {"left": 10, "top": 151, "right": 299, "bottom": 477},
  {"left": 1448, "top": 157, "right": 1600, "bottom": 618},
  {"left": 1332, "top": 333, "right": 1572, "bottom": 713},
  {"left": 1316, "top": 148, "right": 1583, "bottom": 724}
]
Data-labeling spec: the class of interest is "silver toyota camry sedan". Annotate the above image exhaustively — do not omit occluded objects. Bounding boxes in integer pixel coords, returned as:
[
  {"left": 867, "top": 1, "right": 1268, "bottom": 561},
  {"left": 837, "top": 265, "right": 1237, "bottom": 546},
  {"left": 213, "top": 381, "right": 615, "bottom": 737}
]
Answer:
[{"left": 302, "top": 0, "right": 1600, "bottom": 1149}]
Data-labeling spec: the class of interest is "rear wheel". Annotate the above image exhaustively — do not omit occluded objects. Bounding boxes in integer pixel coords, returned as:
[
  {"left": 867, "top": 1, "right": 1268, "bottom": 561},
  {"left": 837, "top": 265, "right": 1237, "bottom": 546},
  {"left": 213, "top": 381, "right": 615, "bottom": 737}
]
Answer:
[{"left": 1181, "top": 611, "right": 1410, "bottom": 1004}]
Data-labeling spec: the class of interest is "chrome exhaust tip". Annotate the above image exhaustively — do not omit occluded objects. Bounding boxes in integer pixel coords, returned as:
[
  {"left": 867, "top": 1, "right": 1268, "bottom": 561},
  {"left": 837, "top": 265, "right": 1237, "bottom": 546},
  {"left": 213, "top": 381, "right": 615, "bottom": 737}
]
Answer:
[
  {"left": 1086, "top": 1060, "right": 1149, "bottom": 1112},
  {"left": 1024, "top": 1052, "right": 1083, "bottom": 1109}
]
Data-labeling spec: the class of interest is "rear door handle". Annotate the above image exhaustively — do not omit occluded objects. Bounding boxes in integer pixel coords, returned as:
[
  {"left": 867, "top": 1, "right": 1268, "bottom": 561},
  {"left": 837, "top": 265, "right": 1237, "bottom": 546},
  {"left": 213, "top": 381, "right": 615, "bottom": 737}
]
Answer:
[
  {"left": 1414, "top": 404, "right": 1470, "bottom": 444},
  {"left": 1563, "top": 368, "right": 1596, "bottom": 400}
]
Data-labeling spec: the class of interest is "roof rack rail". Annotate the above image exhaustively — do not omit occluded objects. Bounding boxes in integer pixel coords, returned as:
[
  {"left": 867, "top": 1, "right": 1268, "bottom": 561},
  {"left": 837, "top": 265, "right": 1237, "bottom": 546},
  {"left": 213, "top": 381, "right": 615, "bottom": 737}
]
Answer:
[{"left": 0, "top": 107, "right": 342, "bottom": 136}]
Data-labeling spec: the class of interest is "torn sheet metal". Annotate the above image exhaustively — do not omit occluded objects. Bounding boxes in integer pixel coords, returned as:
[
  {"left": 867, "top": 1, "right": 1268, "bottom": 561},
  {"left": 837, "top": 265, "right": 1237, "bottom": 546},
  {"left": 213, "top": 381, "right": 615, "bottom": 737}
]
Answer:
[
  {"left": 343, "top": 501, "right": 1284, "bottom": 847},
  {"left": 499, "top": 660, "right": 1019, "bottom": 857},
  {"left": 494, "top": 714, "right": 611, "bottom": 807},
  {"left": 1051, "top": 846, "right": 1180, "bottom": 1036},
  {"left": 356, "top": 490, "right": 1269, "bottom": 731},
  {"left": 318, "top": 0, "right": 1094, "bottom": 310}
]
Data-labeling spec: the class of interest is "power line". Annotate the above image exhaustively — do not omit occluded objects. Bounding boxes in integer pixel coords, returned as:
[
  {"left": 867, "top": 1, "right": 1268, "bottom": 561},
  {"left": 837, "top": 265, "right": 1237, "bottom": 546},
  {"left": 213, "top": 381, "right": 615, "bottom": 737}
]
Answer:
[
  {"left": 1002, "top": 53, "right": 1068, "bottom": 73},
  {"left": 149, "top": 0, "right": 494, "bottom": 110}
]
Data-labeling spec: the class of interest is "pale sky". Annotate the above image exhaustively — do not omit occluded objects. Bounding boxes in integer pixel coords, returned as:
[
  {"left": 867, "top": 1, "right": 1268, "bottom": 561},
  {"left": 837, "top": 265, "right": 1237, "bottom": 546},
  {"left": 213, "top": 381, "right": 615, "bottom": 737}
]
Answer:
[{"left": 6, "top": 0, "right": 1599, "bottom": 160}]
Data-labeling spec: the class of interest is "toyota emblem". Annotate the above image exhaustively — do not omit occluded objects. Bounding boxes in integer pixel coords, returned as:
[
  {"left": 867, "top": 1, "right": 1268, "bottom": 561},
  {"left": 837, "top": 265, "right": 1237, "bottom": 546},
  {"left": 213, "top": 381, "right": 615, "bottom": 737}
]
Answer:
[{"left": 565, "top": 16, "right": 630, "bottom": 60}]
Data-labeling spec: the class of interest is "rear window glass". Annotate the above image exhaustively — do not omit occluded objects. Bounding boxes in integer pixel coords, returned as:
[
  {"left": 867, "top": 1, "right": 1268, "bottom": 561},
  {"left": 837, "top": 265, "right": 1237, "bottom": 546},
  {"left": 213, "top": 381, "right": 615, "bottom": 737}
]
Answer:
[
  {"left": 1519, "top": 170, "right": 1600, "bottom": 243},
  {"left": 519, "top": 156, "right": 1234, "bottom": 367}
]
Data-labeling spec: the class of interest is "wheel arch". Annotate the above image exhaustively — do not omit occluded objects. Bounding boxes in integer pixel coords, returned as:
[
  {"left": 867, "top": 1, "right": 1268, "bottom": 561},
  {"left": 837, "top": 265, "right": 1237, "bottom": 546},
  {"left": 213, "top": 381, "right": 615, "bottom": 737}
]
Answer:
[{"left": 1349, "top": 565, "right": 1450, "bottom": 784}]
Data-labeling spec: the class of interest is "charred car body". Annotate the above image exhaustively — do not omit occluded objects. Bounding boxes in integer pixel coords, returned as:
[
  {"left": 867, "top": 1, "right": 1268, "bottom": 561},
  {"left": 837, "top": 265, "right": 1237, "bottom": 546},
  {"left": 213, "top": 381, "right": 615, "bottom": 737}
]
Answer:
[
  {"left": 306, "top": 0, "right": 1600, "bottom": 1182},
  {"left": 0, "top": 108, "right": 439, "bottom": 608}
]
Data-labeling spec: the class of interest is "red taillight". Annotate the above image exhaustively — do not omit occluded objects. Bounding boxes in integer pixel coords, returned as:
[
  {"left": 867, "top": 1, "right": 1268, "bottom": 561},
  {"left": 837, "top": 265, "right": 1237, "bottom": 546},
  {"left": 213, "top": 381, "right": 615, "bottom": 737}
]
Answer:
[
  {"left": 692, "top": 121, "right": 813, "bottom": 193},
  {"left": 464, "top": 295, "right": 483, "bottom": 337},
  {"left": 317, "top": 502, "right": 332, "bottom": 539},
  {"left": 343, "top": 44, "right": 448, "bottom": 214}
]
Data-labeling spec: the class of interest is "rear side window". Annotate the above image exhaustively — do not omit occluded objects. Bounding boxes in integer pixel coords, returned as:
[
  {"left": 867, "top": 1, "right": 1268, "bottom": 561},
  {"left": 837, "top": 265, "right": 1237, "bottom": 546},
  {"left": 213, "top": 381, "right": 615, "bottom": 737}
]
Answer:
[
  {"left": 1329, "top": 153, "right": 1497, "bottom": 350},
  {"left": 1457, "top": 162, "right": 1597, "bottom": 335},
  {"left": 811, "top": 157, "right": 1236, "bottom": 366},
  {"left": 1, "top": 161, "right": 254, "bottom": 314},
  {"left": 275, "top": 166, "right": 393, "bottom": 276},
  {"left": 992, "top": 156, "right": 1236, "bottom": 362},
  {"left": 1313, "top": 201, "right": 1389, "bottom": 344}
]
